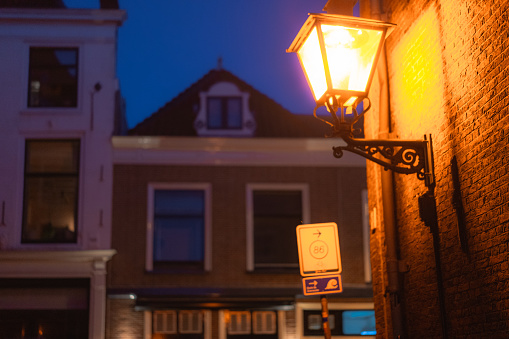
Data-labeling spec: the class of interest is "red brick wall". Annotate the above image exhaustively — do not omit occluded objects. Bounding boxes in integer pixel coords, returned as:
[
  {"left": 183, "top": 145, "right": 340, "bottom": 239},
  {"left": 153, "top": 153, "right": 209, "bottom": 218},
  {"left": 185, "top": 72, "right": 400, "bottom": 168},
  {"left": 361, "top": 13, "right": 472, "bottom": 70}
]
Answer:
[
  {"left": 109, "top": 165, "right": 367, "bottom": 289},
  {"left": 366, "top": 0, "right": 509, "bottom": 337}
]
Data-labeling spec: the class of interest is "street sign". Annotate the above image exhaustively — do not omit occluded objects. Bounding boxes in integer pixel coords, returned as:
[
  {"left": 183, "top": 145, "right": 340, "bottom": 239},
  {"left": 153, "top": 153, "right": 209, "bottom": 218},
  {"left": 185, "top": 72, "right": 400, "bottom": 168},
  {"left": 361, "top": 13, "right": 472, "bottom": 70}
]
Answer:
[
  {"left": 296, "top": 222, "right": 341, "bottom": 276},
  {"left": 302, "top": 274, "right": 343, "bottom": 296}
]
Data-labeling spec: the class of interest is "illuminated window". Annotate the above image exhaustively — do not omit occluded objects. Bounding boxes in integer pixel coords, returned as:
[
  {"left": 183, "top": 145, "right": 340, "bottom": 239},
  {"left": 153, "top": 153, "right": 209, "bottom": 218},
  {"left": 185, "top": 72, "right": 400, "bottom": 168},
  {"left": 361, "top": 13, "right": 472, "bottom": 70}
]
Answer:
[
  {"left": 247, "top": 184, "right": 309, "bottom": 271},
  {"left": 146, "top": 183, "right": 212, "bottom": 272},
  {"left": 22, "top": 140, "right": 80, "bottom": 243},
  {"left": 153, "top": 311, "right": 177, "bottom": 334},
  {"left": 252, "top": 311, "right": 277, "bottom": 334},
  {"left": 228, "top": 311, "right": 251, "bottom": 335},
  {"left": 207, "top": 96, "right": 242, "bottom": 129},
  {"left": 303, "top": 310, "right": 376, "bottom": 336},
  {"left": 28, "top": 47, "right": 78, "bottom": 108},
  {"left": 227, "top": 310, "right": 278, "bottom": 337},
  {"left": 153, "top": 310, "right": 204, "bottom": 336}
]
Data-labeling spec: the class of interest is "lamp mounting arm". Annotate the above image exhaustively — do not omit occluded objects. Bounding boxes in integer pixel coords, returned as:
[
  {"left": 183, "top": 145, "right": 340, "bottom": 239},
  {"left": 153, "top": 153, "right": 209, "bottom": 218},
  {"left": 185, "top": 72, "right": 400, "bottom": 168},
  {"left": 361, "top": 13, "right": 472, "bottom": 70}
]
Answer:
[{"left": 333, "top": 134, "right": 435, "bottom": 187}]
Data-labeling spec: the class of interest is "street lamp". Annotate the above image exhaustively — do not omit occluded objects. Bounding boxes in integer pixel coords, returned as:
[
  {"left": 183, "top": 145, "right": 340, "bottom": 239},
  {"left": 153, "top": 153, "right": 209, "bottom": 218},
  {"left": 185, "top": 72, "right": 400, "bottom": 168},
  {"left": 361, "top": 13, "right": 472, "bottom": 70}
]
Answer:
[{"left": 287, "top": 12, "right": 435, "bottom": 188}]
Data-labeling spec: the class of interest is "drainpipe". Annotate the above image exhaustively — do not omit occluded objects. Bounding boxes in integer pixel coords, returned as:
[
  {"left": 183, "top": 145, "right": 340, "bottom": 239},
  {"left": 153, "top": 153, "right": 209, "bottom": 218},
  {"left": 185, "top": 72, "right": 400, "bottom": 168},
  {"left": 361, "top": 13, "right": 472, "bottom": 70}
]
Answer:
[{"left": 366, "top": 0, "right": 407, "bottom": 338}]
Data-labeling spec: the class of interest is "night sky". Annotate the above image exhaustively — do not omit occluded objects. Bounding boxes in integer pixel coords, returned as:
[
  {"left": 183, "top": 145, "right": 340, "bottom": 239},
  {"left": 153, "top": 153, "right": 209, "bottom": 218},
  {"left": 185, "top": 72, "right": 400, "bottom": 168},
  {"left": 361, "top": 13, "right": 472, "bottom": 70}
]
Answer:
[{"left": 65, "top": 0, "right": 331, "bottom": 128}]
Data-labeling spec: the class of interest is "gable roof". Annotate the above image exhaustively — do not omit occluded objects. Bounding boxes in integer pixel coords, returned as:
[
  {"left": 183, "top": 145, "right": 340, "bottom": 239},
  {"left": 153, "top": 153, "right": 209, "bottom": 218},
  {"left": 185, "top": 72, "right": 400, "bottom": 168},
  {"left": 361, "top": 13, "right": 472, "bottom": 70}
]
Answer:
[{"left": 128, "top": 68, "right": 331, "bottom": 138}]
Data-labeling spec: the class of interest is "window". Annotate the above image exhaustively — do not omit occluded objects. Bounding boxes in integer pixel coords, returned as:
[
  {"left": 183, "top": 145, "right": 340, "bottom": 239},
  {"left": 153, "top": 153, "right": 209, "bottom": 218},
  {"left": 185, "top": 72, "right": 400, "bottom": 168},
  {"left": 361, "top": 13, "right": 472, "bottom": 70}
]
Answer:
[
  {"left": 227, "top": 311, "right": 278, "bottom": 337},
  {"left": 246, "top": 184, "right": 310, "bottom": 271},
  {"left": 153, "top": 311, "right": 177, "bottom": 334},
  {"left": 195, "top": 82, "right": 256, "bottom": 137},
  {"left": 147, "top": 184, "right": 212, "bottom": 272},
  {"left": 252, "top": 311, "right": 277, "bottom": 334},
  {"left": 22, "top": 140, "right": 80, "bottom": 243},
  {"left": 303, "top": 310, "right": 376, "bottom": 336},
  {"left": 153, "top": 310, "right": 205, "bottom": 337},
  {"left": 207, "top": 96, "right": 242, "bottom": 129},
  {"left": 28, "top": 47, "right": 78, "bottom": 108},
  {"left": 228, "top": 311, "right": 251, "bottom": 335}
]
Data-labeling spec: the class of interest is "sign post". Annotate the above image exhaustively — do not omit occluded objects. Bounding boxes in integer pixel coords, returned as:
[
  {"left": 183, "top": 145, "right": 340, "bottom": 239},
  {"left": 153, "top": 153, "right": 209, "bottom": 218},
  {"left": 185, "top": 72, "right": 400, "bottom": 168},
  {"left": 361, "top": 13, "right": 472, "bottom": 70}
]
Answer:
[{"left": 296, "top": 222, "right": 342, "bottom": 339}]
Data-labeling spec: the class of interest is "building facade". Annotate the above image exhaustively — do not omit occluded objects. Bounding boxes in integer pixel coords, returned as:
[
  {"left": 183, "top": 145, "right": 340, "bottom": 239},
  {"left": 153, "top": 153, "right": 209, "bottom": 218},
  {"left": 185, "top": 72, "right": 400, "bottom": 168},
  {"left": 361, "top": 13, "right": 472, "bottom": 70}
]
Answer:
[
  {"left": 0, "top": 3, "right": 125, "bottom": 338},
  {"left": 361, "top": 0, "right": 509, "bottom": 338},
  {"left": 106, "top": 69, "right": 375, "bottom": 338}
]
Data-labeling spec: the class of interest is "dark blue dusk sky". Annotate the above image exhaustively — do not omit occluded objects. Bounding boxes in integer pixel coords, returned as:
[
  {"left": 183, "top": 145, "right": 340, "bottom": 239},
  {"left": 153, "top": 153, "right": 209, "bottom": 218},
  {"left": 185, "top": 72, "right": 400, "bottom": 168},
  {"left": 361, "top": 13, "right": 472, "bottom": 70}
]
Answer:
[{"left": 65, "top": 0, "right": 329, "bottom": 128}]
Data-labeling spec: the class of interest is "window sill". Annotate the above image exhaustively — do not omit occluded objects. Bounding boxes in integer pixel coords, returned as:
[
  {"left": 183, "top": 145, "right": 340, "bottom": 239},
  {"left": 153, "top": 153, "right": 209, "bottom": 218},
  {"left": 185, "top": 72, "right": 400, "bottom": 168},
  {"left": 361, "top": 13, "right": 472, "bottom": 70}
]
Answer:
[
  {"left": 147, "top": 268, "right": 209, "bottom": 275},
  {"left": 148, "top": 262, "right": 208, "bottom": 275}
]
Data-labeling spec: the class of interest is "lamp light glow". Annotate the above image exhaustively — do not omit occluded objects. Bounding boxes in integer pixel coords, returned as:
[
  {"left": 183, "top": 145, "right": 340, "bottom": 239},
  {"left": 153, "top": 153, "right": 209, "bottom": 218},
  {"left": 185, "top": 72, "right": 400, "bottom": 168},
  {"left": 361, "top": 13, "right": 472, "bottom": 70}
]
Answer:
[{"left": 288, "top": 14, "right": 395, "bottom": 107}]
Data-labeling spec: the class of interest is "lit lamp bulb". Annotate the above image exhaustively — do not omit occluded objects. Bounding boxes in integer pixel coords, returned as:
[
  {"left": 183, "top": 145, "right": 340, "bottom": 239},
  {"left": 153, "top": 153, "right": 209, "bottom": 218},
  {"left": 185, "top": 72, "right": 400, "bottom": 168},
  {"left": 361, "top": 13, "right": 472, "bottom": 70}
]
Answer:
[{"left": 288, "top": 14, "right": 393, "bottom": 108}]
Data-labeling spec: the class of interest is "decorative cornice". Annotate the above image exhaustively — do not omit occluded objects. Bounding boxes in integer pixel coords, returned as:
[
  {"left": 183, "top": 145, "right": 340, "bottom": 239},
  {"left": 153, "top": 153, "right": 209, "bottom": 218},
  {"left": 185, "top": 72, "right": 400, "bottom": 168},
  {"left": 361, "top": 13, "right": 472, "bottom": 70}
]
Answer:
[{"left": 112, "top": 136, "right": 367, "bottom": 167}]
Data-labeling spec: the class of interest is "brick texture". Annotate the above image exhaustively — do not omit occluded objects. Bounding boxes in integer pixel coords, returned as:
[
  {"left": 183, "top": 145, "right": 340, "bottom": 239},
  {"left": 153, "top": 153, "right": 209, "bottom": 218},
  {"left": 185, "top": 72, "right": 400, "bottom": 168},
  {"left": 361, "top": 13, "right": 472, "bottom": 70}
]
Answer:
[
  {"left": 109, "top": 165, "right": 367, "bottom": 290},
  {"left": 366, "top": 0, "right": 509, "bottom": 338}
]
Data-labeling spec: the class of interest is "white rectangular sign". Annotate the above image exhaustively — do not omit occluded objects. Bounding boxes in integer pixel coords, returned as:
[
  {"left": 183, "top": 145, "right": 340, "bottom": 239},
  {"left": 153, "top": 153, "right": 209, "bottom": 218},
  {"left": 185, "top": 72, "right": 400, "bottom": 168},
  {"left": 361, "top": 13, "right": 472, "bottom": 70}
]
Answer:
[{"left": 296, "top": 222, "right": 341, "bottom": 276}]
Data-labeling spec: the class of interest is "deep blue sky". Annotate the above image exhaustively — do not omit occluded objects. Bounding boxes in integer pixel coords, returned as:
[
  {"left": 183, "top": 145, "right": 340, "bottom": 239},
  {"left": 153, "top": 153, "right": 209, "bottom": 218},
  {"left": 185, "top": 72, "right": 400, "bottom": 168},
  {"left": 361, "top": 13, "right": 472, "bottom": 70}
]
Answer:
[{"left": 65, "top": 1, "right": 331, "bottom": 128}]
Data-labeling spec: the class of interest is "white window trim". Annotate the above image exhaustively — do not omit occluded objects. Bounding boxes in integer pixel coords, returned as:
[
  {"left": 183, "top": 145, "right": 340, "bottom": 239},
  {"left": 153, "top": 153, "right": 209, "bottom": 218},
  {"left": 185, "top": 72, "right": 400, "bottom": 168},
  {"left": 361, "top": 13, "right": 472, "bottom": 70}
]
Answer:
[
  {"left": 194, "top": 81, "right": 256, "bottom": 137},
  {"left": 228, "top": 311, "right": 251, "bottom": 335},
  {"left": 145, "top": 310, "right": 211, "bottom": 339},
  {"left": 253, "top": 311, "right": 277, "bottom": 334},
  {"left": 22, "top": 43, "right": 84, "bottom": 114},
  {"left": 153, "top": 310, "right": 177, "bottom": 334},
  {"left": 146, "top": 182, "right": 212, "bottom": 272},
  {"left": 179, "top": 310, "right": 204, "bottom": 333},
  {"left": 246, "top": 183, "right": 310, "bottom": 271},
  {"left": 17, "top": 136, "right": 85, "bottom": 250}
]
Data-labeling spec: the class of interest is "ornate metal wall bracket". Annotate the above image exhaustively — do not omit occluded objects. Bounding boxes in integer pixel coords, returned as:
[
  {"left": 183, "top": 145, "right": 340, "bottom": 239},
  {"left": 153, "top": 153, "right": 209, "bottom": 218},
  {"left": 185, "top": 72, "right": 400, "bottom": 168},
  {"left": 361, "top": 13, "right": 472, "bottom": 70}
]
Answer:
[
  {"left": 312, "top": 101, "right": 435, "bottom": 188},
  {"left": 332, "top": 134, "right": 435, "bottom": 188}
]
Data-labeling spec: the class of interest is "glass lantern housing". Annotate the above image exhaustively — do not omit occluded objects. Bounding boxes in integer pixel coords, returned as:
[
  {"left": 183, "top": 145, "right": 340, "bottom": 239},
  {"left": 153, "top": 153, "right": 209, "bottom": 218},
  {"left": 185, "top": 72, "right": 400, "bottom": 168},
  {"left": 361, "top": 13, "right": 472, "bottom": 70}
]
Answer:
[{"left": 288, "top": 14, "right": 395, "bottom": 107}]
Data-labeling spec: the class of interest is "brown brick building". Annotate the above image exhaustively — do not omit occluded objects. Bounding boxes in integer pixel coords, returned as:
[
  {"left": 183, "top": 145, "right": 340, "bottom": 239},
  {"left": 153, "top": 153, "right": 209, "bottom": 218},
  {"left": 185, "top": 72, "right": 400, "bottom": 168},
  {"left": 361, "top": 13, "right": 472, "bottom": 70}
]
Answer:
[
  {"left": 360, "top": 0, "right": 509, "bottom": 338},
  {"left": 106, "top": 69, "right": 375, "bottom": 338}
]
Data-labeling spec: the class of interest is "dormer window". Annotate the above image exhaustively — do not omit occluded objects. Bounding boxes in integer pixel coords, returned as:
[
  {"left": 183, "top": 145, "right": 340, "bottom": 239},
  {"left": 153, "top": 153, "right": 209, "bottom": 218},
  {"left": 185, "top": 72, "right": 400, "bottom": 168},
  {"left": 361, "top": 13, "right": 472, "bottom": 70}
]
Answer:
[
  {"left": 195, "top": 82, "right": 256, "bottom": 137},
  {"left": 207, "top": 96, "right": 242, "bottom": 129}
]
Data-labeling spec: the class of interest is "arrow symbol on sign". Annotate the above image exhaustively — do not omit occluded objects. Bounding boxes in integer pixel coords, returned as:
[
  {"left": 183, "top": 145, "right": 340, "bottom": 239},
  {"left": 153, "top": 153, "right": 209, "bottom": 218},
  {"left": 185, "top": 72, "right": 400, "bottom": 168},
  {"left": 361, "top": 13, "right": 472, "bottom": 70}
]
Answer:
[{"left": 314, "top": 230, "right": 321, "bottom": 238}]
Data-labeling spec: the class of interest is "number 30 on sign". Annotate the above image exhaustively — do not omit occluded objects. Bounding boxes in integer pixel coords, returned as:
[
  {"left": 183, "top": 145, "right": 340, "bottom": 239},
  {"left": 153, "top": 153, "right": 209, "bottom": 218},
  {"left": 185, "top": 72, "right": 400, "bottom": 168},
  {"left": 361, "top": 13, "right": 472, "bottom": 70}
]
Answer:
[{"left": 296, "top": 222, "right": 342, "bottom": 276}]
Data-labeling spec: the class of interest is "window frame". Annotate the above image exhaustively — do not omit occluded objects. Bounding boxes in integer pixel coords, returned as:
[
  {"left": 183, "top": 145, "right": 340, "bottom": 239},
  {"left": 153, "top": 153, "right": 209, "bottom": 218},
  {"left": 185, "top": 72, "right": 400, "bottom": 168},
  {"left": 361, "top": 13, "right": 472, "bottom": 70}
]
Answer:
[
  {"left": 206, "top": 96, "right": 243, "bottom": 130},
  {"left": 21, "top": 139, "right": 81, "bottom": 244},
  {"left": 27, "top": 46, "right": 79, "bottom": 109},
  {"left": 149, "top": 310, "right": 211, "bottom": 339},
  {"left": 246, "top": 183, "right": 310, "bottom": 272},
  {"left": 146, "top": 183, "right": 212, "bottom": 272}
]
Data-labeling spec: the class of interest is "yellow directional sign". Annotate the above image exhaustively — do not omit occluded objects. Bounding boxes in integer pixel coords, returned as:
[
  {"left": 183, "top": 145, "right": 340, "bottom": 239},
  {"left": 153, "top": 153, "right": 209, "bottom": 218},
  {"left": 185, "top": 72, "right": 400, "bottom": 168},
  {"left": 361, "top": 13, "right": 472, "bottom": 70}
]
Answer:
[{"left": 296, "top": 222, "right": 341, "bottom": 276}]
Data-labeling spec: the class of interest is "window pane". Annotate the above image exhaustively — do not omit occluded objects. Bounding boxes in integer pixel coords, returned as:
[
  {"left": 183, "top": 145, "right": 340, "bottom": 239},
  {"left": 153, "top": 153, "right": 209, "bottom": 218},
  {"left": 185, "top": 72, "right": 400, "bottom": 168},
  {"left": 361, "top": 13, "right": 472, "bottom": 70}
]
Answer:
[
  {"left": 153, "top": 189, "right": 205, "bottom": 264},
  {"left": 22, "top": 140, "right": 80, "bottom": 243},
  {"left": 28, "top": 47, "right": 78, "bottom": 108},
  {"left": 207, "top": 97, "right": 223, "bottom": 128},
  {"left": 153, "top": 217, "right": 204, "bottom": 262},
  {"left": 207, "top": 96, "right": 243, "bottom": 129},
  {"left": 342, "top": 310, "right": 376, "bottom": 335},
  {"left": 26, "top": 140, "right": 79, "bottom": 173},
  {"left": 253, "top": 190, "right": 301, "bottom": 266},
  {"left": 155, "top": 190, "right": 204, "bottom": 215},
  {"left": 226, "top": 98, "right": 242, "bottom": 128}
]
